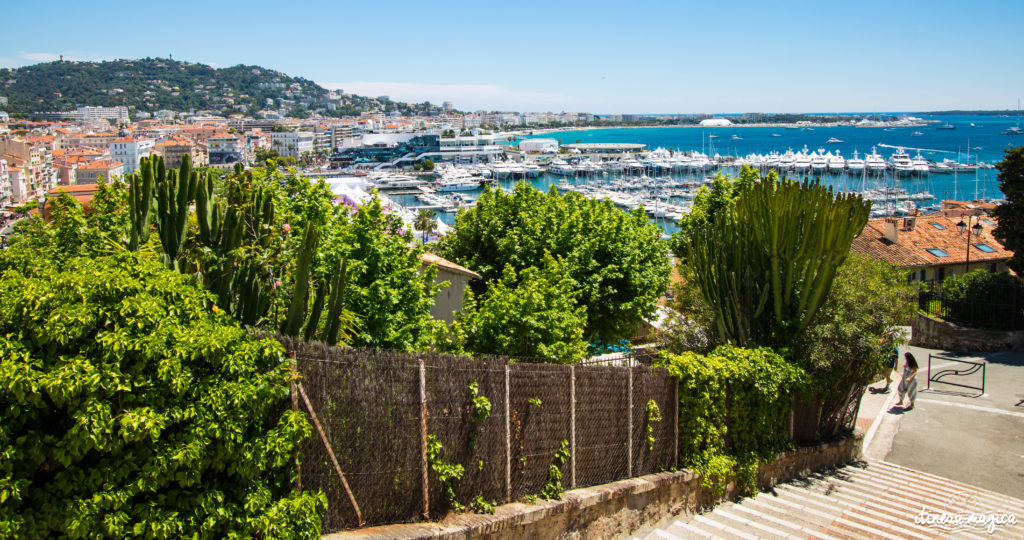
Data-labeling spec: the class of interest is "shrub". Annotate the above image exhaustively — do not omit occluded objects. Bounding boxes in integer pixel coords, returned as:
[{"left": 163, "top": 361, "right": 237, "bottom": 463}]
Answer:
[
  {"left": 794, "top": 253, "right": 915, "bottom": 439},
  {"left": 0, "top": 253, "right": 324, "bottom": 538},
  {"left": 655, "top": 345, "right": 806, "bottom": 495},
  {"left": 941, "top": 270, "right": 1024, "bottom": 329}
]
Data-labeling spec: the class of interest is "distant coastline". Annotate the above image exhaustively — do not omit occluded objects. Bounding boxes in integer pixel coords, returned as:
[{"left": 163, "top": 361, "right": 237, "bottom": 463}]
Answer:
[{"left": 520, "top": 122, "right": 927, "bottom": 136}]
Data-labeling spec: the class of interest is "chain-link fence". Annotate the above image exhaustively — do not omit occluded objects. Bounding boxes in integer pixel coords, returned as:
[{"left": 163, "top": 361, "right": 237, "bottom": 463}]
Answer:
[{"left": 281, "top": 338, "right": 677, "bottom": 533}]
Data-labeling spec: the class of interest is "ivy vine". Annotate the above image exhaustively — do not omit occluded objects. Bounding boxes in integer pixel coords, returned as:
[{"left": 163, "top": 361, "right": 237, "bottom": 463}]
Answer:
[
  {"left": 645, "top": 399, "right": 663, "bottom": 451},
  {"left": 540, "top": 439, "right": 571, "bottom": 500},
  {"left": 425, "top": 434, "right": 465, "bottom": 510}
]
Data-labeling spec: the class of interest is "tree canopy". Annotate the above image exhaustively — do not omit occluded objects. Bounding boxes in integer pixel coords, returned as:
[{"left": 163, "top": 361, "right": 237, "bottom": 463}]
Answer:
[
  {"left": 992, "top": 146, "right": 1024, "bottom": 274},
  {"left": 437, "top": 183, "right": 671, "bottom": 342},
  {"left": 453, "top": 258, "right": 587, "bottom": 361},
  {"left": 0, "top": 251, "right": 324, "bottom": 538}
]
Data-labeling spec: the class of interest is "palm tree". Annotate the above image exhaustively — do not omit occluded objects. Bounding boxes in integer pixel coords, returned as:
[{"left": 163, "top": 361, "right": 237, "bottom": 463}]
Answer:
[{"left": 414, "top": 209, "right": 438, "bottom": 243}]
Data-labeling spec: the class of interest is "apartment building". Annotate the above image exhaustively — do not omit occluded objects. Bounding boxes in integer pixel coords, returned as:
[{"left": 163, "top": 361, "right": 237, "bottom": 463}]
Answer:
[
  {"left": 271, "top": 130, "right": 314, "bottom": 159},
  {"left": 75, "top": 159, "right": 124, "bottom": 184},
  {"left": 110, "top": 137, "right": 154, "bottom": 173}
]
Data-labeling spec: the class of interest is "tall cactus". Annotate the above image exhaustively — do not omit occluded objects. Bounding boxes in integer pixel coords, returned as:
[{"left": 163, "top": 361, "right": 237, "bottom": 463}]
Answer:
[
  {"left": 682, "top": 178, "right": 869, "bottom": 349},
  {"left": 282, "top": 223, "right": 320, "bottom": 336},
  {"left": 154, "top": 154, "right": 199, "bottom": 270},
  {"left": 322, "top": 258, "right": 350, "bottom": 346},
  {"left": 127, "top": 157, "right": 156, "bottom": 250}
]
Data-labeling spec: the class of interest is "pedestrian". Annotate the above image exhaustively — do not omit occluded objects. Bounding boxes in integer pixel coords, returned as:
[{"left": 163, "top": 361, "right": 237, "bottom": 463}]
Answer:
[
  {"left": 897, "top": 352, "right": 919, "bottom": 410},
  {"left": 877, "top": 341, "right": 898, "bottom": 393}
]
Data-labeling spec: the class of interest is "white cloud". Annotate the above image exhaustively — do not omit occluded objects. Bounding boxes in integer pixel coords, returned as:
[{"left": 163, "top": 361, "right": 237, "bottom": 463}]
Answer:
[{"left": 318, "top": 81, "right": 577, "bottom": 111}]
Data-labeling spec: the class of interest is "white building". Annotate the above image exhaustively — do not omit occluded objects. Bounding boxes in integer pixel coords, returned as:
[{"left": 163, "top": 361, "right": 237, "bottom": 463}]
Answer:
[
  {"left": 0, "top": 159, "right": 11, "bottom": 206},
  {"left": 437, "top": 134, "right": 505, "bottom": 163},
  {"left": 271, "top": 131, "right": 315, "bottom": 159},
  {"left": 110, "top": 137, "right": 154, "bottom": 174},
  {"left": 208, "top": 132, "right": 247, "bottom": 169},
  {"left": 699, "top": 118, "right": 734, "bottom": 127},
  {"left": 74, "top": 106, "right": 130, "bottom": 123},
  {"left": 519, "top": 138, "right": 559, "bottom": 153}
]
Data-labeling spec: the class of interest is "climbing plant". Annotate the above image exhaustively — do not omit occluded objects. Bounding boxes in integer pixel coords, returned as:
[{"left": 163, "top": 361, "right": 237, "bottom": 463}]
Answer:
[
  {"left": 539, "top": 440, "right": 571, "bottom": 501},
  {"left": 655, "top": 345, "right": 806, "bottom": 496}
]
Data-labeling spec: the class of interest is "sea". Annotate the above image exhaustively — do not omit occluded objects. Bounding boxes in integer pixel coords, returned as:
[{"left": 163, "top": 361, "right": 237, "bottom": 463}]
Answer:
[{"left": 391, "top": 114, "right": 1023, "bottom": 235}]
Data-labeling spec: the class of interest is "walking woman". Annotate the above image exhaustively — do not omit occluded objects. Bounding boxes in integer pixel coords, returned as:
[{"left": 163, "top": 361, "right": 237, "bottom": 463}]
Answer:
[{"left": 897, "top": 352, "right": 919, "bottom": 410}]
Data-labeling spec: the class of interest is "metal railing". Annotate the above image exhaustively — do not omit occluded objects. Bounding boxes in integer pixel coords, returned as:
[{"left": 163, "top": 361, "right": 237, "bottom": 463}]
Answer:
[
  {"left": 918, "top": 284, "right": 1024, "bottom": 330},
  {"left": 927, "top": 353, "right": 986, "bottom": 396}
]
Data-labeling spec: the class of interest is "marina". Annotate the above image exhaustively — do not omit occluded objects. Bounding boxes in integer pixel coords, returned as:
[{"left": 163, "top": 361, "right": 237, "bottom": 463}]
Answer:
[{"left": 354, "top": 115, "right": 1017, "bottom": 236}]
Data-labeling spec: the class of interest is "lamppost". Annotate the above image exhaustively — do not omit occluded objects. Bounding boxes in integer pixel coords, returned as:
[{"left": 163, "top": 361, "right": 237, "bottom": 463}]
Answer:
[{"left": 956, "top": 215, "right": 985, "bottom": 273}]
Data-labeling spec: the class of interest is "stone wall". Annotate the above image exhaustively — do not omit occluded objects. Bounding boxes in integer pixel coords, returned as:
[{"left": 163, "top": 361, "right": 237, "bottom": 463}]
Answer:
[
  {"left": 324, "top": 434, "right": 863, "bottom": 540},
  {"left": 911, "top": 313, "right": 1024, "bottom": 352}
]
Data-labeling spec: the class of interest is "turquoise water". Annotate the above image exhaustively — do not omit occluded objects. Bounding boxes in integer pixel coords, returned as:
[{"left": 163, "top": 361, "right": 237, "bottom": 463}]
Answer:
[
  {"left": 526, "top": 115, "right": 1022, "bottom": 201},
  {"left": 396, "top": 115, "right": 1024, "bottom": 235}
]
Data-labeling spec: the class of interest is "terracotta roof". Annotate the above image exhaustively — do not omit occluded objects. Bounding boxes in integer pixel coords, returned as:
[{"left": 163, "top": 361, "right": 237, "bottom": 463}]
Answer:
[
  {"left": 851, "top": 214, "right": 1011, "bottom": 269},
  {"left": 48, "top": 184, "right": 100, "bottom": 195},
  {"left": 78, "top": 159, "right": 123, "bottom": 170},
  {"left": 420, "top": 252, "right": 481, "bottom": 279}
]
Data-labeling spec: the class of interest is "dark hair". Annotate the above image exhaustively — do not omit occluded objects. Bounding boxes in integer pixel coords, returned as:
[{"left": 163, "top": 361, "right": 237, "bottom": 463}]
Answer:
[{"left": 904, "top": 352, "right": 918, "bottom": 370}]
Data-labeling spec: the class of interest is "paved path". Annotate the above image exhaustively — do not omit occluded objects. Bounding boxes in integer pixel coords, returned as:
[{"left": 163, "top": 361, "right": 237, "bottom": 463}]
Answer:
[
  {"left": 862, "top": 346, "right": 1024, "bottom": 499},
  {"left": 632, "top": 460, "right": 1023, "bottom": 539}
]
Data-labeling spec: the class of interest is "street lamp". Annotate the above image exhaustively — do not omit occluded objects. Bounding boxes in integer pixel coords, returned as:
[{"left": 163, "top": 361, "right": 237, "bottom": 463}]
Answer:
[{"left": 956, "top": 215, "right": 985, "bottom": 273}]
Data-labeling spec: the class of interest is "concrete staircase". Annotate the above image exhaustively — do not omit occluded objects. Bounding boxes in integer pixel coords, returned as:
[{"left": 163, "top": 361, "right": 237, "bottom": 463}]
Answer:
[{"left": 632, "top": 461, "right": 1023, "bottom": 539}]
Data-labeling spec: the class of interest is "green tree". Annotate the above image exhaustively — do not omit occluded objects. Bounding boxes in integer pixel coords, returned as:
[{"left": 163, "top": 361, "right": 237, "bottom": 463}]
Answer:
[
  {"left": 454, "top": 259, "right": 587, "bottom": 361},
  {"left": 678, "top": 178, "right": 870, "bottom": 350},
  {"left": 438, "top": 183, "right": 670, "bottom": 341},
  {"left": 0, "top": 252, "right": 324, "bottom": 538},
  {"left": 992, "top": 146, "right": 1024, "bottom": 274},
  {"left": 342, "top": 198, "right": 442, "bottom": 350},
  {"left": 414, "top": 209, "right": 438, "bottom": 243},
  {"left": 422, "top": 158, "right": 435, "bottom": 171},
  {"left": 794, "top": 253, "right": 915, "bottom": 438}
]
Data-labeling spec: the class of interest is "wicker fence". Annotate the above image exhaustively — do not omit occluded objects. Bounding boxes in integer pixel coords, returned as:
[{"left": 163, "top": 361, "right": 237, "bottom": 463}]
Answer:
[{"left": 281, "top": 339, "right": 678, "bottom": 533}]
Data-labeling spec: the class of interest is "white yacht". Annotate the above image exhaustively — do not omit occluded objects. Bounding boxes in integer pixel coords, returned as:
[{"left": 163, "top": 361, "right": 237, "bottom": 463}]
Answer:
[
  {"left": 794, "top": 147, "right": 812, "bottom": 173},
  {"left": 778, "top": 149, "right": 796, "bottom": 171},
  {"left": 436, "top": 177, "right": 482, "bottom": 192},
  {"left": 826, "top": 150, "right": 846, "bottom": 172},
  {"left": 810, "top": 148, "right": 828, "bottom": 173},
  {"left": 865, "top": 147, "right": 887, "bottom": 174},
  {"left": 549, "top": 159, "right": 576, "bottom": 176},
  {"left": 846, "top": 150, "right": 865, "bottom": 173},
  {"left": 889, "top": 148, "right": 915, "bottom": 176},
  {"left": 911, "top": 153, "right": 930, "bottom": 176}
]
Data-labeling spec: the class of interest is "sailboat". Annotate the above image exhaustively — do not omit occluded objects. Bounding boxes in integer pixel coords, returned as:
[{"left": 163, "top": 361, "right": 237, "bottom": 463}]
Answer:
[{"left": 1002, "top": 98, "right": 1023, "bottom": 135}]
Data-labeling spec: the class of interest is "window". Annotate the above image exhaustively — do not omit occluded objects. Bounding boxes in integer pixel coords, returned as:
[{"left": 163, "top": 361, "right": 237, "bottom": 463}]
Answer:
[
  {"left": 929, "top": 222, "right": 946, "bottom": 230},
  {"left": 938, "top": 267, "right": 946, "bottom": 280},
  {"left": 926, "top": 248, "right": 950, "bottom": 257},
  {"left": 973, "top": 243, "right": 997, "bottom": 253},
  {"left": 919, "top": 269, "right": 926, "bottom": 281}
]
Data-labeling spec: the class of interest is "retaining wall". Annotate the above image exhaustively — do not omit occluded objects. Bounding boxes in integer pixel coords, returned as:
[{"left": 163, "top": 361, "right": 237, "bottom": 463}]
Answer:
[
  {"left": 911, "top": 313, "right": 1024, "bottom": 352},
  {"left": 324, "top": 434, "right": 863, "bottom": 540}
]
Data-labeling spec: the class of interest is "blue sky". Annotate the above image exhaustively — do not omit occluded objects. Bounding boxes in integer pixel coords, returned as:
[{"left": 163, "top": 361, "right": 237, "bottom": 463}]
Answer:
[{"left": 2, "top": 0, "right": 1022, "bottom": 114}]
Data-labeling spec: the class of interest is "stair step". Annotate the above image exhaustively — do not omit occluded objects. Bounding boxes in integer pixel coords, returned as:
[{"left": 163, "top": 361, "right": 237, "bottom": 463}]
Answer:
[
  {"left": 867, "top": 461, "right": 1024, "bottom": 514},
  {"left": 664, "top": 519, "right": 719, "bottom": 539},
  {"left": 729, "top": 500, "right": 844, "bottom": 540}
]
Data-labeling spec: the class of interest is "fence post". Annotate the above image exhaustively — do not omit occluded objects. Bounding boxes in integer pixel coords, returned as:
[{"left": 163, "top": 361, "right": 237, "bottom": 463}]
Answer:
[
  {"left": 570, "top": 364, "right": 576, "bottom": 489},
  {"left": 504, "top": 363, "right": 511, "bottom": 503},
  {"left": 290, "top": 353, "right": 301, "bottom": 492},
  {"left": 627, "top": 366, "right": 633, "bottom": 478},
  {"left": 418, "top": 358, "right": 429, "bottom": 520},
  {"left": 673, "top": 375, "right": 679, "bottom": 468}
]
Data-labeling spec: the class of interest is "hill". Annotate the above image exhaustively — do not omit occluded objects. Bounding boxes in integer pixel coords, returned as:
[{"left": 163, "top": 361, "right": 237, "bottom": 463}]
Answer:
[{"left": 0, "top": 58, "right": 439, "bottom": 119}]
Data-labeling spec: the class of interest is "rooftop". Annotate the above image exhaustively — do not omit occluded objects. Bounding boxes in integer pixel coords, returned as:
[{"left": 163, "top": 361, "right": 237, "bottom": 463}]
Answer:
[{"left": 850, "top": 214, "right": 1011, "bottom": 268}]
